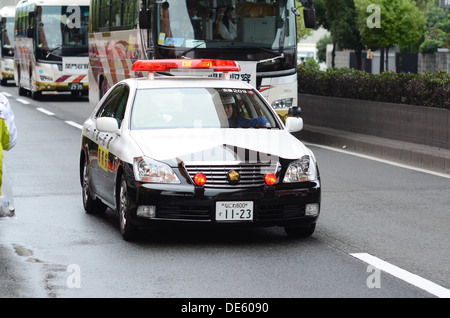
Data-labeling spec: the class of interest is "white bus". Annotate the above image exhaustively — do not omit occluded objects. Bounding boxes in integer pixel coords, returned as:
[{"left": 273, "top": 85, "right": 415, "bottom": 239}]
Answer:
[
  {"left": 0, "top": 5, "right": 15, "bottom": 86},
  {"left": 14, "top": 0, "right": 90, "bottom": 99},
  {"left": 89, "top": 0, "right": 315, "bottom": 114}
]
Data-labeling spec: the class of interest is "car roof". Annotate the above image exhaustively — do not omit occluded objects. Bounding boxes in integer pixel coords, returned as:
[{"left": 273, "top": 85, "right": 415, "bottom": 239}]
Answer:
[{"left": 122, "top": 76, "right": 255, "bottom": 90}]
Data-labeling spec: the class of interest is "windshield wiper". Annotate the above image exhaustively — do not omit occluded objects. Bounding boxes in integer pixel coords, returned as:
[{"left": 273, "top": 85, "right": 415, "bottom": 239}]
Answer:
[
  {"left": 46, "top": 46, "right": 61, "bottom": 58},
  {"left": 232, "top": 45, "right": 284, "bottom": 63},
  {"left": 177, "top": 40, "right": 205, "bottom": 58}
]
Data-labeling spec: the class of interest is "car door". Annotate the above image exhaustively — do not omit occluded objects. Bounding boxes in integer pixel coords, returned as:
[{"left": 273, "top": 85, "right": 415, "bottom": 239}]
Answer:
[{"left": 91, "top": 84, "right": 129, "bottom": 203}]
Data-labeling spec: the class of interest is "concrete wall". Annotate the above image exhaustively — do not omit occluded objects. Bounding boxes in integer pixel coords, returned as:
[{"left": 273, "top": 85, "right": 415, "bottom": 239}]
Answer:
[
  {"left": 418, "top": 52, "right": 450, "bottom": 73},
  {"left": 297, "top": 94, "right": 450, "bottom": 150}
]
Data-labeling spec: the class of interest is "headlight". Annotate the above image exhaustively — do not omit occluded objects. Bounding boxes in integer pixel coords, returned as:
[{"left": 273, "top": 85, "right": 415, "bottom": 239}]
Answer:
[
  {"left": 133, "top": 156, "right": 180, "bottom": 184},
  {"left": 283, "top": 155, "right": 317, "bottom": 182},
  {"left": 271, "top": 98, "right": 293, "bottom": 109}
]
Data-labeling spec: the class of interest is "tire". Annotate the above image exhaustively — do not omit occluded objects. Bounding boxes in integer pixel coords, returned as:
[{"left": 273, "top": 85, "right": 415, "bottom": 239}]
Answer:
[
  {"left": 82, "top": 159, "right": 107, "bottom": 214},
  {"left": 1, "top": 78, "right": 7, "bottom": 86},
  {"left": 17, "top": 70, "right": 27, "bottom": 96},
  {"left": 284, "top": 223, "right": 316, "bottom": 238},
  {"left": 118, "top": 175, "right": 138, "bottom": 240},
  {"left": 31, "top": 90, "right": 41, "bottom": 100}
]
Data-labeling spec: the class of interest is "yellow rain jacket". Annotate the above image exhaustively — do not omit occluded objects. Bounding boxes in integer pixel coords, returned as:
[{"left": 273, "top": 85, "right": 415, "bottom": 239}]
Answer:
[{"left": 0, "top": 92, "right": 17, "bottom": 195}]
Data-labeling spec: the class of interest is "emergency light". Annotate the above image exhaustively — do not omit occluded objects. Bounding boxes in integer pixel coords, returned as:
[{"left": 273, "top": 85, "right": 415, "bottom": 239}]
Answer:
[{"left": 131, "top": 59, "right": 241, "bottom": 79}]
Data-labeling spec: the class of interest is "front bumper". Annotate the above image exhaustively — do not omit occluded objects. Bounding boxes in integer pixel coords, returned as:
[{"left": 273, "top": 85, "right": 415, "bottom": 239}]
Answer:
[
  {"left": 127, "top": 179, "right": 321, "bottom": 228},
  {"left": 1, "top": 72, "right": 14, "bottom": 80},
  {"left": 35, "top": 81, "right": 88, "bottom": 92}
]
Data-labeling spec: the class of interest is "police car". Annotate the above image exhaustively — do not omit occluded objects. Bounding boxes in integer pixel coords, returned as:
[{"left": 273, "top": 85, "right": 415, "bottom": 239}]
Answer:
[{"left": 80, "top": 59, "right": 321, "bottom": 240}]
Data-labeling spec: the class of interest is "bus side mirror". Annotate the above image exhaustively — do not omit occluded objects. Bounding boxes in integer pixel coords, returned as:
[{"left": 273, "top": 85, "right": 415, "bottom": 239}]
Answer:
[
  {"left": 27, "top": 27, "right": 34, "bottom": 38},
  {"left": 303, "top": 7, "right": 316, "bottom": 28},
  {"left": 288, "top": 106, "right": 302, "bottom": 117},
  {"left": 139, "top": 9, "right": 151, "bottom": 29}
]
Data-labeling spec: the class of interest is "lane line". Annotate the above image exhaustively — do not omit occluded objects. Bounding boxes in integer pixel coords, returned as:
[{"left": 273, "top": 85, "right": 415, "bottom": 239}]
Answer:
[
  {"left": 305, "top": 142, "right": 450, "bottom": 179},
  {"left": 15, "top": 98, "right": 30, "bottom": 104},
  {"left": 36, "top": 107, "right": 55, "bottom": 116},
  {"left": 351, "top": 253, "right": 450, "bottom": 298},
  {"left": 2, "top": 92, "right": 12, "bottom": 97},
  {"left": 13, "top": 97, "right": 83, "bottom": 129},
  {"left": 65, "top": 121, "right": 83, "bottom": 130}
]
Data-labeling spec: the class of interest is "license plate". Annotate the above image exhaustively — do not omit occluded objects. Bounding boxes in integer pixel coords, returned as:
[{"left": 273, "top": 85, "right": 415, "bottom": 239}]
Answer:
[
  {"left": 69, "top": 82, "right": 83, "bottom": 90},
  {"left": 215, "top": 201, "right": 253, "bottom": 222}
]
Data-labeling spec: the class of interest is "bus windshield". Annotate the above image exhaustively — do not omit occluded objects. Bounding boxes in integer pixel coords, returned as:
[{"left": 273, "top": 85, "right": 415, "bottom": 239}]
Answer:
[
  {"left": 36, "top": 5, "right": 89, "bottom": 59},
  {"left": 1, "top": 17, "right": 14, "bottom": 57},
  {"left": 156, "top": 0, "right": 297, "bottom": 50}
]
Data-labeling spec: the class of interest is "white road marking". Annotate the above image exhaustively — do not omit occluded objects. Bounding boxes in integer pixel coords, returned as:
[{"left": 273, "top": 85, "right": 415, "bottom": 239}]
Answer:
[
  {"left": 351, "top": 253, "right": 450, "bottom": 298},
  {"left": 36, "top": 107, "right": 55, "bottom": 116},
  {"left": 65, "top": 121, "right": 83, "bottom": 130},
  {"left": 306, "top": 142, "right": 450, "bottom": 179},
  {"left": 15, "top": 98, "right": 30, "bottom": 104},
  {"left": 2, "top": 92, "right": 12, "bottom": 97}
]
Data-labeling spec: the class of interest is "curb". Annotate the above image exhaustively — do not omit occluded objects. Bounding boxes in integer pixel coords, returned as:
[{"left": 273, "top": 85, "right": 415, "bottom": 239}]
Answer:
[{"left": 293, "top": 125, "right": 450, "bottom": 175}]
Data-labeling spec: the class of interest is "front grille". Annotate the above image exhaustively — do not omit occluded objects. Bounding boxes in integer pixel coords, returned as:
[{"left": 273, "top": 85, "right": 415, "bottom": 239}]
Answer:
[{"left": 184, "top": 163, "right": 276, "bottom": 188}]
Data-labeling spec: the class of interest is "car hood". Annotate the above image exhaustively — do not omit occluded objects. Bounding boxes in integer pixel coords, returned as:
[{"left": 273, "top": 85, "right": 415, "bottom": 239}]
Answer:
[{"left": 129, "top": 128, "right": 311, "bottom": 164}]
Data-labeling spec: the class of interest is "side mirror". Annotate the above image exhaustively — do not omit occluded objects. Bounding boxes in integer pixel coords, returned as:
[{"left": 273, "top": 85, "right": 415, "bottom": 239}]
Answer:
[
  {"left": 97, "top": 117, "right": 119, "bottom": 133},
  {"left": 27, "top": 27, "right": 34, "bottom": 38},
  {"left": 303, "top": 7, "right": 316, "bottom": 28},
  {"left": 288, "top": 106, "right": 302, "bottom": 117},
  {"left": 285, "top": 116, "right": 303, "bottom": 133},
  {"left": 139, "top": 9, "right": 151, "bottom": 29}
]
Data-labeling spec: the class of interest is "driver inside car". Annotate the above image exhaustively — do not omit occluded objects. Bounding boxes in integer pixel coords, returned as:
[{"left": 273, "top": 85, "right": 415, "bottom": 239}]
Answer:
[{"left": 221, "top": 95, "right": 270, "bottom": 128}]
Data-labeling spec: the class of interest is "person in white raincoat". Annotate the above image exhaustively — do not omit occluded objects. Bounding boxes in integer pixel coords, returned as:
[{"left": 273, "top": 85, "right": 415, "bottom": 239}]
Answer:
[{"left": 0, "top": 92, "right": 17, "bottom": 196}]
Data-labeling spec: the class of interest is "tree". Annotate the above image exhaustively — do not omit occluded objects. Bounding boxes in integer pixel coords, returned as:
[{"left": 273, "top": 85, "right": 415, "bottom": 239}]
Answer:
[
  {"left": 355, "top": 0, "right": 426, "bottom": 72},
  {"left": 314, "top": 0, "right": 339, "bottom": 67},
  {"left": 315, "top": 0, "right": 365, "bottom": 69},
  {"left": 332, "top": 0, "right": 365, "bottom": 70}
]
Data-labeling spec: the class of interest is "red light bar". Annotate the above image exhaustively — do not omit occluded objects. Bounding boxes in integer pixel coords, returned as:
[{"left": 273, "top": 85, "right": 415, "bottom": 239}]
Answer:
[{"left": 131, "top": 59, "right": 241, "bottom": 73}]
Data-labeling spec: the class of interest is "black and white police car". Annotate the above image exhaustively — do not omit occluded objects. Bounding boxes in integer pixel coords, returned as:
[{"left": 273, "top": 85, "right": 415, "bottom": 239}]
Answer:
[{"left": 80, "top": 59, "right": 321, "bottom": 240}]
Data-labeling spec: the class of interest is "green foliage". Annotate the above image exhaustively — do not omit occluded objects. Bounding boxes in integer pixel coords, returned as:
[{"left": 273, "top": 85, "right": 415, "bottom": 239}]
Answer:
[
  {"left": 316, "top": 35, "right": 333, "bottom": 63},
  {"left": 354, "top": 0, "right": 426, "bottom": 50},
  {"left": 419, "top": 39, "right": 443, "bottom": 53},
  {"left": 297, "top": 66, "right": 450, "bottom": 109},
  {"left": 304, "top": 58, "right": 320, "bottom": 70}
]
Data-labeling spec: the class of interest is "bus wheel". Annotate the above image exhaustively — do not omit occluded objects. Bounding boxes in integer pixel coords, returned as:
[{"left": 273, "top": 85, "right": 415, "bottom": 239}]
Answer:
[
  {"left": 31, "top": 91, "right": 42, "bottom": 100},
  {"left": 17, "top": 70, "right": 27, "bottom": 96}
]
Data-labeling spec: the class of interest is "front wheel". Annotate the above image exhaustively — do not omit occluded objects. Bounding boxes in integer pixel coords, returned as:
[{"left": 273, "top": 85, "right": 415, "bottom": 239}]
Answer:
[
  {"left": 82, "top": 159, "right": 107, "bottom": 214},
  {"left": 284, "top": 223, "right": 316, "bottom": 238},
  {"left": 17, "top": 70, "right": 27, "bottom": 96},
  {"left": 118, "top": 176, "right": 138, "bottom": 240},
  {"left": 31, "top": 90, "right": 42, "bottom": 100}
]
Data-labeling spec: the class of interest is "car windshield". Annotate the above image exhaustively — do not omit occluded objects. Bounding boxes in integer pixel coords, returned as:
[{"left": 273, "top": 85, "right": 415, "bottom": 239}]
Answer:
[{"left": 131, "top": 87, "right": 280, "bottom": 130}]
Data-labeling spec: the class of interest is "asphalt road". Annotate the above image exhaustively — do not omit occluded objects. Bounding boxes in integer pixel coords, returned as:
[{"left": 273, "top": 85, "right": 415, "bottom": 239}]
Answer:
[{"left": 0, "top": 83, "right": 449, "bottom": 299}]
